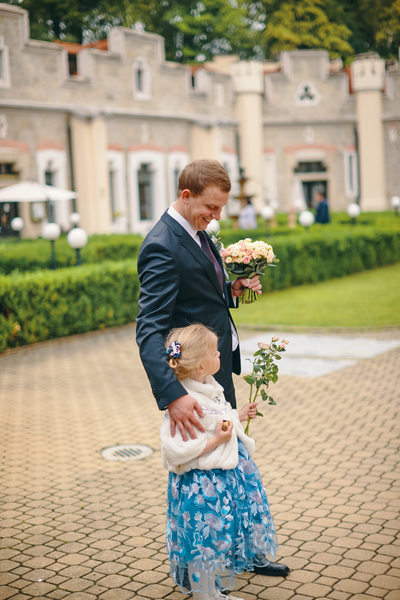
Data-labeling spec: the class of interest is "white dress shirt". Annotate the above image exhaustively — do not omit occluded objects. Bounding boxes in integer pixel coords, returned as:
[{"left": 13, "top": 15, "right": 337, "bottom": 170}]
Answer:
[{"left": 167, "top": 204, "right": 239, "bottom": 350}]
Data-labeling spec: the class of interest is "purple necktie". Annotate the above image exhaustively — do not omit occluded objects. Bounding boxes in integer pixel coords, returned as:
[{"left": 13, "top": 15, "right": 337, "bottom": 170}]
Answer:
[{"left": 198, "top": 231, "right": 224, "bottom": 291}]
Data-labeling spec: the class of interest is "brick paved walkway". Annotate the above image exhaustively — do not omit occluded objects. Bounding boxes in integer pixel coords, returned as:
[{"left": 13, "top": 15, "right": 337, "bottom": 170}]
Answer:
[{"left": 1, "top": 325, "right": 399, "bottom": 600}]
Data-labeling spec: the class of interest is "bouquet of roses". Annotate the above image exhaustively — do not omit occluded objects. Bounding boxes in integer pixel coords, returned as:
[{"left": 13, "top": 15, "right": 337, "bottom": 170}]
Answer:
[
  {"left": 220, "top": 238, "right": 278, "bottom": 304},
  {"left": 244, "top": 336, "right": 289, "bottom": 434}
]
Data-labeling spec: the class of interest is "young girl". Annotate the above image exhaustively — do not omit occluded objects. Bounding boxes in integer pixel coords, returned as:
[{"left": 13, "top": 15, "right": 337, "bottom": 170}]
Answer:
[{"left": 161, "top": 323, "right": 279, "bottom": 600}]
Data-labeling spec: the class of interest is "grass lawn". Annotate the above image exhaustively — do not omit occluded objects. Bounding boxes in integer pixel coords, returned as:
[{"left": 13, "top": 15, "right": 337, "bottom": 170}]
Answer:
[{"left": 234, "top": 263, "right": 400, "bottom": 329}]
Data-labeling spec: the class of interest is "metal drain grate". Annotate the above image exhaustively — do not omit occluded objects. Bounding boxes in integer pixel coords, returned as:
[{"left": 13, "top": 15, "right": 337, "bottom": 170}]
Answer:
[{"left": 101, "top": 444, "right": 154, "bottom": 461}]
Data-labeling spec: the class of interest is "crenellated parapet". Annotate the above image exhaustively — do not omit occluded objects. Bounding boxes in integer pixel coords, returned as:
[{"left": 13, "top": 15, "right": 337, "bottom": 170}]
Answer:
[
  {"left": 231, "top": 61, "right": 263, "bottom": 95},
  {"left": 351, "top": 53, "right": 385, "bottom": 93}
]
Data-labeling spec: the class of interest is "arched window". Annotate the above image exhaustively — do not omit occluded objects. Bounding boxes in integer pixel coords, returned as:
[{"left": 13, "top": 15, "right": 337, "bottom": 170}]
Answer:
[
  {"left": 107, "top": 150, "right": 128, "bottom": 232},
  {"left": 133, "top": 58, "right": 151, "bottom": 100},
  {"left": 138, "top": 163, "right": 153, "bottom": 220},
  {"left": 136, "top": 64, "right": 143, "bottom": 92},
  {"left": 0, "top": 37, "right": 10, "bottom": 88},
  {"left": 167, "top": 151, "right": 189, "bottom": 205},
  {"left": 294, "top": 161, "right": 327, "bottom": 173},
  {"left": 36, "top": 149, "right": 69, "bottom": 229}
]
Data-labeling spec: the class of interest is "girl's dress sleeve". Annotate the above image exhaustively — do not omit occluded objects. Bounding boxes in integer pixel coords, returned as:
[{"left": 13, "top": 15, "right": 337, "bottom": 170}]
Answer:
[{"left": 161, "top": 417, "right": 207, "bottom": 469}]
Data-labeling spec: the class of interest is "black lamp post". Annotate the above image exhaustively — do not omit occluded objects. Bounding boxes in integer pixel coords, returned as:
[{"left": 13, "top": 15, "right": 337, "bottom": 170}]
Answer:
[
  {"left": 42, "top": 222, "right": 61, "bottom": 269},
  {"left": 67, "top": 227, "right": 88, "bottom": 266},
  {"left": 347, "top": 202, "right": 361, "bottom": 225},
  {"left": 10, "top": 217, "right": 24, "bottom": 240},
  {"left": 299, "top": 210, "right": 315, "bottom": 230}
]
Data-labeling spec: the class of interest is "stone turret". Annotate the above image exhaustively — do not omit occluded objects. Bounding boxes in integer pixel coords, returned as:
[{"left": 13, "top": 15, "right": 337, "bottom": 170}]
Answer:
[
  {"left": 231, "top": 61, "right": 264, "bottom": 208},
  {"left": 351, "top": 53, "right": 387, "bottom": 210}
]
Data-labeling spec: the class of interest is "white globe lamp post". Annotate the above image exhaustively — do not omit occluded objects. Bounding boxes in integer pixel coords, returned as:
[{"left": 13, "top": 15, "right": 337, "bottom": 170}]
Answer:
[
  {"left": 347, "top": 202, "right": 361, "bottom": 225},
  {"left": 10, "top": 217, "right": 24, "bottom": 239},
  {"left": 70, "top": 212, "right": 81, "bottom": 228},
  {"left": 67, "top": 227, "right": 88, "bottom": 266},
  {"left": 391, "top": 196, "right": 400, "bottom": 214},
  {"left": 299, "top": 210, "right": 315, "bottom": 230},
  {"left": 42, "top": 222, "right": 61, "bottom": 269}
]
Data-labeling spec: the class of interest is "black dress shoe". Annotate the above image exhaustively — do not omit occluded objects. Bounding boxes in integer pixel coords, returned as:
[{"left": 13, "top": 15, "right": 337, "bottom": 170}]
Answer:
[{"left": 253, "top": 561, "right": 290, "bottom": 577}]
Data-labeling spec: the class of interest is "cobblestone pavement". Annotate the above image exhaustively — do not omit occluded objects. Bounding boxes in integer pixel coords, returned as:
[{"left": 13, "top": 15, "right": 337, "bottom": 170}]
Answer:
[{"left": 1, "top": 325, "right": 399, "bottom": 600}]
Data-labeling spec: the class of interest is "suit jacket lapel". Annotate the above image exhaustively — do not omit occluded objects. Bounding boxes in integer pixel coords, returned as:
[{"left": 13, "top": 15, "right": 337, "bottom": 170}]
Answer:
[{"left": 161, "top": 211, "right": 226, "bottom": 300}]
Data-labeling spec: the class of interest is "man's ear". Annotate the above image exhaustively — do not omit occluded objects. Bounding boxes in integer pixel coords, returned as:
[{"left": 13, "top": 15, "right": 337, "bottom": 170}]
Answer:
[{"left": 181, "top": 188, "right": 191, "bottom": 203}]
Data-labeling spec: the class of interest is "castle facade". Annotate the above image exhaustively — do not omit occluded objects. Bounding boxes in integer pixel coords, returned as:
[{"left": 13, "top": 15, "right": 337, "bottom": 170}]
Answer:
[{"left": 0, "top": 3, "right": 399, "bottom": 236}]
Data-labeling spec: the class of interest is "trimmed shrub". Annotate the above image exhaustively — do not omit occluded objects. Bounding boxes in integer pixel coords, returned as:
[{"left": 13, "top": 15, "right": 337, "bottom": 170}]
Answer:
[
  {"left": 253, "top": 229, "right": 400, "bottom": 292},
  {"left": 0, "top": 260, "right": 139, "bottom": 352},
  {"left": 1, "top": 219, "right": 399, "bottom": 352},
  {"left": 0, "top": 233, "right": 143, "bottom": 274}
]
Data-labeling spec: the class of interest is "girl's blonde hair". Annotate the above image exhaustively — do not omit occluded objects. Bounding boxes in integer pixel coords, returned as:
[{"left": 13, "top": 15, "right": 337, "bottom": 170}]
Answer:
[{"left": 165, "top": 323, "right": 217, "bottom": 380}]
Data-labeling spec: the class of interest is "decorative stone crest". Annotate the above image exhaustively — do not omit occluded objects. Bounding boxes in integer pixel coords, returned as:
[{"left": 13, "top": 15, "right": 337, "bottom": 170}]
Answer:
[{"left": 295, "top": 81, "right": 321, "bottom": 106}]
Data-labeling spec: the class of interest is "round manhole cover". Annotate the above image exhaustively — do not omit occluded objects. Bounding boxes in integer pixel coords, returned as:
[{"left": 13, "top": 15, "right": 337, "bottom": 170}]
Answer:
[{"left": 101, "top": 444, "right": 154, "bottom": 461}]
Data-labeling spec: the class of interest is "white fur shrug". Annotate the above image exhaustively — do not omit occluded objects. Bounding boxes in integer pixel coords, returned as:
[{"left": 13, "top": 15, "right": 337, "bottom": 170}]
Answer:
[{"left": 160, "top": 375, "right": 255, "bottom": 475}]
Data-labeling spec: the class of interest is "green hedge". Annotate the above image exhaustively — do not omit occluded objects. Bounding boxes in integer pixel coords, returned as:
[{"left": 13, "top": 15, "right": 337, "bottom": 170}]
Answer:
[
  {"left": 219, "top": 228, "right": 400, "bottom": 291},
  {"left": 0, "top": 233, "right": 143, "bottom": 274},
  {"left": 1, "top": 212, "right": 399, "bottom": 275},
  {"left": 1, "top": 224, "right": 399, "bottom": 353},
  {"left": 220, "top": 212, "right": 400, "bottom": 246},
  {"left": 221, "top": 211, "right": 400, "bottom": 238},
  {"left": 0, "top": 260, "right": 139, "bottom": 352}
]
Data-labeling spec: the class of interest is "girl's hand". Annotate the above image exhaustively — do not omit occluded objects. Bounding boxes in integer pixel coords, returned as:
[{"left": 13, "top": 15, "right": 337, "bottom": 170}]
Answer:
[
  {"left": 215, "top": 419, "right": 233, "bottom": 443},
  {"left": 239, "top": 402, "right": 258, "bottom": 422},
  {"left": 198, "top": 420, "right": 233, "bottom": 457}
]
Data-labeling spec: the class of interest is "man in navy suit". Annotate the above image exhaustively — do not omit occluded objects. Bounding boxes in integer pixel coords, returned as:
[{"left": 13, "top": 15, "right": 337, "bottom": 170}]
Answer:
[
  {"left": 136, "top": 159, "right": 257, "bottom": 432},
  {"left": 136, "top": 159, "right": 289, "bottom": 578}
]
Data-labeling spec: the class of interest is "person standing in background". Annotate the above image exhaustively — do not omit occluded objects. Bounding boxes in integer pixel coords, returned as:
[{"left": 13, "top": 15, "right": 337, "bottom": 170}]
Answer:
[
  {"left": 238, "top": 197, "right": 257, "bottom": 229},
  {"left": 315, "top": 189, "right": 330, "bottom": 224}
]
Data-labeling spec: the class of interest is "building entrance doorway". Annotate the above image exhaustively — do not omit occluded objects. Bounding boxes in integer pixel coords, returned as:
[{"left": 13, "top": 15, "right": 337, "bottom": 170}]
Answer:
[
  {"left": 302, "top": 180, "right": 328, "bottom": 209},
  {"left": 294, "top": 160, "right": 328, "bottom": 209}
]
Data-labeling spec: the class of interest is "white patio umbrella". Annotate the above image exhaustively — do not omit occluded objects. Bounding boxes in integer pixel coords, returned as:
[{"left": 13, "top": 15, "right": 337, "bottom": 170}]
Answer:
[{"left": 0, "top": 180, "right": 77, "bottom": 202}]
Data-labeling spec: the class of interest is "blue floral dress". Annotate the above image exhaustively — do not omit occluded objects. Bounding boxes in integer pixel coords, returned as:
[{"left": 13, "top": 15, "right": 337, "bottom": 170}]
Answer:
[{"left": 166, "top": 439, "right": 279, "bottom": 594}]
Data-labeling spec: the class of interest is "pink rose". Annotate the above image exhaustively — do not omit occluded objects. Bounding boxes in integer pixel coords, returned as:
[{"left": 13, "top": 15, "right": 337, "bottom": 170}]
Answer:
[{"left": 257, "top": 342, "right": 270, "bottom": 350}]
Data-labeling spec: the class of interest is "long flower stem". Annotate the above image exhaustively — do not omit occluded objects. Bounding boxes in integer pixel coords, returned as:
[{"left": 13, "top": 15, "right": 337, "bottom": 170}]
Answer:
[{"left": 245, "top": 384, "right": 258, "bottom": 435}]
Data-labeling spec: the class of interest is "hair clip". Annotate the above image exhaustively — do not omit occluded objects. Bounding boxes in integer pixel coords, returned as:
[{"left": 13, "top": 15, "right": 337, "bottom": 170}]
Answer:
[{"left": 166, "top": 341, "right": 181, "bottom": 359}]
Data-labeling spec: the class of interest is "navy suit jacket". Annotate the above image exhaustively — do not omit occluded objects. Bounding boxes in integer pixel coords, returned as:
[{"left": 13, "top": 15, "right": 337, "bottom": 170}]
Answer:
[{"left": 136, "top": 211, "right": 241, "bottom": 410}]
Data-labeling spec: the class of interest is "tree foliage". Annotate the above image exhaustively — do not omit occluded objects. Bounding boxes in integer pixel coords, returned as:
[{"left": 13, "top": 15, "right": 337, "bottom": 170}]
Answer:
[
  {"left": 160, "top": 0, "right": 257, "bottom": 61},
  {"left": 253, "top": 0, "right": 353, "bottom": 59},
  {"left": 4, "top": 0, "right": 400, "bottom": 61}
]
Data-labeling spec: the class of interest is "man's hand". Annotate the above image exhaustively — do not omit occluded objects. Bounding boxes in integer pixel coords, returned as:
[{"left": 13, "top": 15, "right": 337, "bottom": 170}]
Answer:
[
  {"left": 168, "top": 394, "right": 205, "bottom": 441},
  {"left": 231, "top": 275, "right": 262, "bottom": 298}
]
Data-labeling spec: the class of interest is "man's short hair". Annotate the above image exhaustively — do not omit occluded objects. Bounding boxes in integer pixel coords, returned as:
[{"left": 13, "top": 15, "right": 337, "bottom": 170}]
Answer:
[{"left": 178, "top": 159, "right": 231, "bottom": 197}]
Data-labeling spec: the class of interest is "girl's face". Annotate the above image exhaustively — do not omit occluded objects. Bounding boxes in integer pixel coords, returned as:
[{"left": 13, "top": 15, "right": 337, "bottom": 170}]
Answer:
[{"left": 202, "top": 337, "right": 220, "bottom": 377}]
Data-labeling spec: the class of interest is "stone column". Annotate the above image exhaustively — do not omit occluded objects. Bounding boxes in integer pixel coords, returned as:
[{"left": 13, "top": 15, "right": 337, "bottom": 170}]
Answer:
[
  {"left": 69, "top": 113, "right": 112, "bottom": 234},
  {"left": 190, "top": 123, "right": 221, "bottom": 161},
  {"left": 231, "top": 61, "right": 264, "bottom": 209},
  {"left": 351, "top": 54, "right": 387, "bottom": 211}
]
